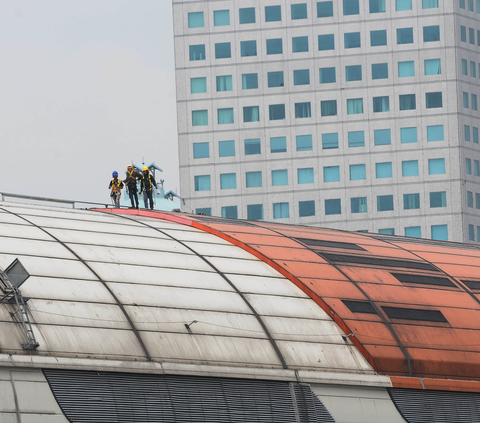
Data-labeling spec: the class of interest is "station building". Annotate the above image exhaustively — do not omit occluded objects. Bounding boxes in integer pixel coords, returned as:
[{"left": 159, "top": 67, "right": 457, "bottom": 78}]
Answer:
[{"left": 1, "top": 201, "right": 480, "bottom": 421}]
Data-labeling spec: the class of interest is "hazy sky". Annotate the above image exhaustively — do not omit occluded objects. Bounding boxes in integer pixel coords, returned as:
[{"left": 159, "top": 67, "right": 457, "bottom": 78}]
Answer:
[{"left": 0, "top": 0, "right": 179, "bottom": 204}]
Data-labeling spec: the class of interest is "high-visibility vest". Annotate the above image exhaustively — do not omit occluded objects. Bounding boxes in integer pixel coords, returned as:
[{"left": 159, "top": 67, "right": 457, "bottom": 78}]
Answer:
[{"left": 111, "top": 179, "right": 122, "bottom": 192}]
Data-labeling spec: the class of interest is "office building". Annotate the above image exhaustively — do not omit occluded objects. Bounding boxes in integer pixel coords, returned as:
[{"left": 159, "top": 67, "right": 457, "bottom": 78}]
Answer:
[{"left": 173, "top": 0, "right": 480, "bottom": 242}]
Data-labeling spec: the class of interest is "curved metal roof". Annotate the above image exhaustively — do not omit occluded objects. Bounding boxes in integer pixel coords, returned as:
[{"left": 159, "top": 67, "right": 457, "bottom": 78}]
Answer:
[{"left": 2, "top": 203, "right": 480, "bottom": 392}]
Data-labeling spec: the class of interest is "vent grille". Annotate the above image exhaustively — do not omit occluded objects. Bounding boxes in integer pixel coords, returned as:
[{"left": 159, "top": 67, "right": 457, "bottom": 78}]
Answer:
[
  {"left": 462, "top": 280, "right": 480, "bottom": 290},
  {"left": 321, "top": 253, "right": 436, "bottom": 272},
  {"left": 382, "top": 306, "right": 448, "bottom": 323},
  {"left": 388, "top": 388, "right": 480, "bottom": 423},
  {"left": 391, "top": 273, "right": 456, "bottom": 288},
  {"left": 193, "top": 216, "right": 255, "bottom": 226},
  {"left": 295, "top": 238, "right": 366, "bottom": 251},
  {"left": 43, "top": 369, "right": 335, "bottom": 423},
  {"left": 342, "top": 300, "right": 377, "bottom": 314}
]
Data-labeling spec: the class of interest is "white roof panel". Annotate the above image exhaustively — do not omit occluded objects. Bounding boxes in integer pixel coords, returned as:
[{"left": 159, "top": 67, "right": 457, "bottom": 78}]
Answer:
[
  {"left": 209, "top": 257, "right": 282, "bottom": 277},
  {"left": 227, "top": 274, "right": 309, "bottom": 297},
  {"left": 0, "top": 237, "right": 75, "bottom": 260}
]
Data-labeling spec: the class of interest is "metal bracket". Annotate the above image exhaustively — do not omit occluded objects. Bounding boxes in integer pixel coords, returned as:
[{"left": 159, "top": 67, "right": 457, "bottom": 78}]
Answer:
[{"left": 0, "top": 263, "right": 39, "bottom": 350}]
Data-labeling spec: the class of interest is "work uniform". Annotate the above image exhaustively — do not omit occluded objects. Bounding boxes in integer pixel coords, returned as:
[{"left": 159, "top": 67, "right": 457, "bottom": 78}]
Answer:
[
  {"left": 108, "top": 178, "right": 124, "bottom": 208},
  {"left": 141, "top": 172, "right": 158, "bottom": 210},
  {"left": 124, "top": 168, "right": 142, "bottom": 209}
]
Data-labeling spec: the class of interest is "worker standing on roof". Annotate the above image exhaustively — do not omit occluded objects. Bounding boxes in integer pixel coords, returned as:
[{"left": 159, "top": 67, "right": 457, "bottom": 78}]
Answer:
[
  {"left": 140, "top": 166, "right": 158, "bottom": 210},
  {"left": 124, "top": 165, "right": 142, "bottom": 209},
  {"left": 108, "top": 171, "right": 124, "bottom": 208}
]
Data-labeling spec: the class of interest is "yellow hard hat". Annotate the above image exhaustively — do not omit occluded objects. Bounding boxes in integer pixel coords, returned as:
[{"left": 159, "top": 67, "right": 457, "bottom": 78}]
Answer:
[
  {"left": 143, "top": 166, "right": 148, "bottom": 171},
  {"left": 127, "top": 165, "right": 133, "bottom": 169}
]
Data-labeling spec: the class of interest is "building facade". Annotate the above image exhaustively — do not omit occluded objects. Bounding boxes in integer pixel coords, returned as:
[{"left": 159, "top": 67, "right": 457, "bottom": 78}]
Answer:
[{"left": 173, "top": 0, "right": 480, "bottom": 243}]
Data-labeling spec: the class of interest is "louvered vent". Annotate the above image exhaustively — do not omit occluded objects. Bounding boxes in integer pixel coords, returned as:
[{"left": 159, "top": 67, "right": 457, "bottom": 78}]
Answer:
[
  {"left": 388, "top": 388, "right": 480, "bottom": 423},
  {"left": 295, "top": 238, "right": 366, "bottom": 251},
  {"left": 320, "top": 253, "right": 436, "bottom": 271},
  {"left": 43, "top": 369, "right": 335, "bottom": 423}
]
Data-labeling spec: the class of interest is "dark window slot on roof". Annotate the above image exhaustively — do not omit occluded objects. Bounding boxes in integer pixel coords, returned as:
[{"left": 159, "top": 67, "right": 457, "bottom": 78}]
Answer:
[
  {"left": 462, "top": 280, "right": 480, "bottom": 290},
  {"left": 382, "top": 306, "right": 448, "bottom": 323},
  {"left": 391, "top": 273, "right": 456, "bottom": 288},
  {"left": 321, "top": 253, "right": 437, "bottom": 272},
  {"left": 342, "top": 300, "right": 378, "bottom": 314},
  {"left": 193, "top": 216, "right": 255, "bottom": 226},
  {"left": 295, "top": 237, "right": 366, "bottom": 251}
]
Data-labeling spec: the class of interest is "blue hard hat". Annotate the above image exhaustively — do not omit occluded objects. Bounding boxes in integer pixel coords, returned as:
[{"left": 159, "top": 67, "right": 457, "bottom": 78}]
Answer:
[{"left": 112, "top": 171, "right": 118, "bottom": 176}]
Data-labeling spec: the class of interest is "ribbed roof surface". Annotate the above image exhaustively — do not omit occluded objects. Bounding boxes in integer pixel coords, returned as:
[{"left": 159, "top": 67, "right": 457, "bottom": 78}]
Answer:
[
  {"left": 0, "top": 202, "right": 370, "bottom": 375},
  {"left": 3, "top": 202, "right": 480, "bottom": 388}
]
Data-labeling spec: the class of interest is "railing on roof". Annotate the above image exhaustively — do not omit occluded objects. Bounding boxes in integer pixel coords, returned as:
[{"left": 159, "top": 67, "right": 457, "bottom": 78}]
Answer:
[{"left": 0, "top": 192, "right": 114, "bottom": 209}]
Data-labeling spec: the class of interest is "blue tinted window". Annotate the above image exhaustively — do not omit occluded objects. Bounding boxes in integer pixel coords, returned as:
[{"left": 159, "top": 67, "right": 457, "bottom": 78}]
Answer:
[
  {"left": 350, "top": 164, "right": 366, "bottom": 180},
  {"left": 372, "top": 63, "right": 388, "bottom": 79},
  {"left": 272, "top": 169, "right": 288, "bottom": 185},
  {"left": 426, "top": 92, "right": 442, "bottom": 108},
  {"left": 399, "top": 94, "right": 416, "bottom": 110},
  {"left": 321, "top": 100, "right": 337, "bottom": 116},
  {"left": 398, "top": 61, "right": 414, "bottom": 77},
  {"left": 219, "top": 140, "right": 235, "bottom": 157},
  {"left": 344, "top": 32, "right": 361, "bottom": 48},
  {"left": 351, "top": 197, "right": 367, "bottom": 213},
  {"left": 322, "top": 133, "right": 339, "bottom": 149},
  {"left": 294, "top": 69, "right": 310, "bottom": 85},
  {"left": 317, "top": 1, "right": 334, "bottom": 17},
  {"left": 402, "top": 160, "right": 419, "bottom": 176},
  {"left": 320, "top": 67, "right": 336, "bottom": 83},
  {"left": 242, "top": 73, "right": 258, "bottom": 89},
  {"left": 291, "top": 3, "right": 308, "bottom": 19},
  {"left": 431, "top": 224, "right": 448, "bottom": 241},
  {"left": 397, "top": 28, "right": 414, "bottom": 44},
  {"left": 346, "top": 65, "right": 362, "bottom": 81},
  {"left": 465, "top": 125, "right": 471, "bottom": 141},
  {"left": 246, "top": 171, "right": 262, "bottom": 188},
  {"left": 220, "top": 173, "right": 237, "bottom": 189},
  {"left": 221, "top": 206, "right": 237, "bottom": 219},
  {"left": 191, "top": 77, "right": 207, "bottom": 93},
  {"left": 348, "top": 131, "right": 364, "bottom": 147},
  {"left": 214, "top": 10, "right": 230, "bottom": 26},
  {"left": 273, "top": 202, "right": 290, "bottom": 219},
  {"left": 270, "top": 137, "right": 287, "bottom": 153},
  {"left": 427, "top": 125, "right": 443, "bottom": 141},
  {"left": 325, "top": 199, "right": 341, "bottom": 215},
  {"left": 318, "top": 34, "right": 335, "bottom": 50},
  {"left": 461, "top": 26, "right": 466, "bottom": 42},
  {"left": 298, "top": 168, "right": 314, "bottom": 184},
  {"left": 295, "top": 102, "right": 311, "bottom": 118},
  {"left": 247, "top": 204, "right": 263, "bottom": 220},
  {"left": 194, "top": 175, "right": 210, "bottom": 191},
  {"left": 425, "top": 59, "right": 441, "bottom": 75},
  {"left": 188, "top": 12, "right": 204, "bottom": 28},
  {"left": 324, "top": 166, "right": 340, "bottom": 182},
  {"left": 240, "top": 40, "right": 257, "bottom": 57},
  {"left": 189, "top": 44, "right": 205, "bottom": 61},
  {"left": 266, "top": 38, "right": 283, "bottom": 54},
  {"left": 216, "top": 75, "right": 232, "bottom": 91},
  {"left": 296, "top": 135, "right": 313, "bottom": 151},
  {"left": 215, "top": 42, "right": 231, "bottom": 59},
  {"left": 370, "top": 30, "right": 387, "bottom": 46},
  {"left": 396, "top": 0, "right": 412, "bottom": 10},
  {"left": 370, "top": 0, "right": 386, "bottom": 13},
  {"left": 243, "top": 106, "right": 259, "bottom": 122},
  {"left": 379, "top": 228, "right": 395, "bottom": 235},
  {"left": 299, "top": 200, "right": 315, "bottom": 217},
  {"left": 193, "top": 142, "right": 209, "bottom": 159},
  {"left": 423, "top": 0, "right": 438, "bottom": 7},
  {"left": 218, "top": 108, "right": 234, "bottom": 124},
  {"left": 428, "top": 158, "right": 445, "bottom": 175},
  {"left": 374, "top": 129, "right": 391, "bottom": 145},
  {"left": 405, "top": 226, "right": 421, "bottom": 238},
  {"left": 423, "top": 25, "right": 440, "bottom": 42},
  {"left": 192, "top": 110, "right": 208, "bottom": 126},
  {"left": 377, "top": 195, "right": 394, "bottom": 211},
  {"left": 373, "top": 96, "right": 389, "bottom": 112},
  {"left": 430, "top": 191, "right": 446, "bottom": 208},
  {"left": 347, "top": 98, "right": 363, "bottom": 114},
  {"left": 269, "top": 104, "right": 286, "bottom": 120},
  {"left": 401, "top": 127, "right": 417, "bottom": 144},
  {"left": 404, "top": 194, "right": 420, "bottom": 210},
  {"left": 376, "top": 162, "right": 392, "bottom": 178},
  {"left": 196, "top": 207, "right": 211, "bottom": 215},
  {"left": 239, "top": 7, "right": 255, "bottom": 24},
  {"left": 268, "top": 71, "right": 284, "bottom": 87},
  {"left": 292, "top": 36, "right": 309, "bottom": 52},
  {"left": 245, "top": 138, "right": 261, "bottom": 155},
  {"left": 265, "top": 5, "right": 281, "bottom": 22},
  {"left": 343, "top": 0, "right": 359, "bottom": 15}
]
